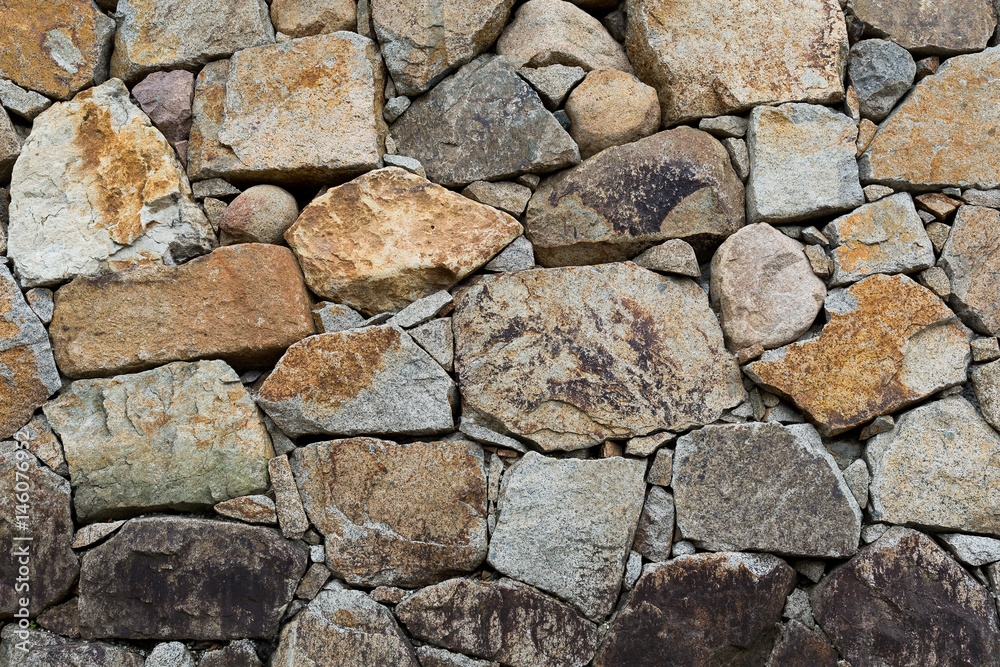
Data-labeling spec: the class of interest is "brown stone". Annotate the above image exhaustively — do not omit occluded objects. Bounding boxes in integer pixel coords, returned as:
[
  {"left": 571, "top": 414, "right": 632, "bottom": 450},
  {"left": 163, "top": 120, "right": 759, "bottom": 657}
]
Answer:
[
  {"left": 768, "top": 621, "right": 840, "bottom": 667},
  {"left": 131, "top": 70, "right": 195, "bottom": 147},
  {"left": 940, "top": 205, "right": 1000, "bottom": 336},
  {"left": 848, "top": 0, "right": 995, "bottom": 56},
  {"left": 915, "top": 192, "right": 961, "bottom": 221},
  {"left": 49, "top": 244, "right": 316, "bottom": 379},
  {"left": 36, "top": 599, "right": 81, "bottom": 639},
  {"left": 271, "top": 0, "right": 357, "bottom": 38},
  {"left": 219, "top": 185, "right": 299, "bottom": 245},
  {"left": 214, "top": 495, "right": 278, "bottom": 525},
  {"left": 564, "top": 69, "right": 660, "bottom": 159}
]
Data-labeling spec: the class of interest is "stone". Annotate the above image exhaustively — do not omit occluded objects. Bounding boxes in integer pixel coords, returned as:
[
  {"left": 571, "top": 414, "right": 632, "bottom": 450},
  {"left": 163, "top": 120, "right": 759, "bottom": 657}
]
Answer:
[
  {"left": 973, "top": 361, "right": 1000, "bottom": 431},
  {"left": 187, "top": 61, "right": 239, "bottom": 181},
  {"left": 626, "top": 0, "right": 848, "bottom": 126},
  {"left": 497, "top": 0, "right": 631, "bottom": 73},
  {"left": 270, "top": 590, "right": 418, "bottom": 666},
  {"left": 673, "top": 423, "right": 861, "bottom": 557},
  {"left": 847, "top": 0, "right": 995, "bottom": 56},
  {"left": 866, "top": 397, "right": 1000, "bottom": 536},
  {"left": 72, "top": 521, "right": 126, "bottom": 549},
  {"left": 595, "top": 553, "right": 796, "bottom": 666},
  {"left": 147, "top": 643, "right": 196, "bottom": 667},
  {"left": 372, "top": 0, "right": 514, "bottom": 96},
  {"left": 312, "top": 302, "right": 365, "bottom": 334},
  {"left": 382, "top": 153, "right": 425, "bottom": 177},
  {"left": 747, "top": 103, "right": 863, "bottom": 224},
  {"left": 746, "top": 274, "right": 972, "bottom": 436},
  {"left": 812, "top": 526, "right": 1000, "bottom": 665},
  {"left": 0, "top": 626, "right": 143, "bottom": 666},
  {"left": 517, "top": 64, "right": 586, "bottom": 109},
  {"left": 110, "top": 0, "right": 275, "bottom": 83},
  {"left": 488, "top": 452, "right": 646, "bottom": 619},
  {"left": 916, "top": 192, "right": 962, "bottom": 220},
  {"left": 564, "top": 69, "right": 660, "bottom": 159},
  {"left": 964, "top": 189, "right": 1000, "bottom": 208},
  {"left": 800, "top": 226, "right": 829, "bottom": 246},
  {"left": 198, "top": 640, "right": 262, "bottom": 667},
  {"left": 859, "top": 415, "right": 895, "bottom": 440},
  {"left": 856, "top": 120, "right": 878, "bottom": 158},
  {"left": 722, "top": 137, "right": 750, "bottom": 180},
  {"left": 647, "top": 448, "right": 673, "bottom": 487},
  {"left": 383, "top": 96, "right": 410, "bottom": 123},
  {"left": 0, "top": 79, "right": 52, "bottom": 121},
  {"left": 0, "top": 0, "right": 115, "bottom": 100},
  {"left": 370, "top": 587, "right": 407, "bottom": 605},
  {"left": 387, "top": 291, "right": 453, "bottom": 329},
  {"left": 271, "top": 0, "right": 357, "bottom": 38},
  {"left": 698, "top": 115, "right": 748, "bottom": 138},
  {"left": 286, "top": 168, "right": 522, "bottom": 314},
  {"left": 8, "top": 80, "right": 215, "bottom": 289},
  {"left": 768, "top": 621, "right": 840, "bottom": 667},
  {"left": 258, "top": 326, "right": 456, "bottom": 437},
  {"left": 525, "top": 128, "right": 745, "bottom": 266},
  {"left": 633, "top": 239, "right": 700, "bottom": 277},
  {"left": 940, "top": 206, "right": 1000, "bottom": 335},
  {"left": 131, "top": 70, "right": 195, "bottom": 148},
  {"left": 396, "top": 577, "right": 598, "bottom": 666},
  {"left": 972, "top": 337, "right": 1000, "bottom": 362},
  {"left": 295, "top": 563, "right": 331, "bottom": 600},
  {"left": 863, "top": 184, "right": 894, "bottom": 202},
  {"left": 459, "top": 420, "right": 527, "bottom": 453},
  {"left": 623, "top": 551, "right": 643, "bottom": 590},
  {"left": 0, "top": 110, "right": 18, "bottom": 182},
  {"left": 461, "top": 181, "right": 533, "bottom": 217},
  {"left": 202, "top": 198, "right": 227, "bottom": 231},
  {"left": 391, "top": 55, "right": 580, "bottom": 187},
  {"left": 0, "top": 451, "right": 78, "bottom": 617},
  {"left": 24, "top": 288, "right": 53, "bottom": 325},
  {"left": 290, "top": 437, "right": 486, "bottom": 587},
  {"left": 633, "top": 486, "right": 675, "bottom": 562},
  {"left": 214, "top": 495, "right": 278, "bottom": 525},
  {"left": 49, "top": 244, "right": 316, "bottom": 378},
  {"left": 710, "top": 223, "right": 826, "bottom": 352},
  {"left": 625, "top": 431, "right": 673, "bottom": 457},
  {"left": 847, "top": 39, "right": 915, "bottom": 122},
  {"left": 940, "top": 534, "right": 1000, "bottom": 567},
  {"left": 860, "top": 48, "right": 1000, "bottom": 190},
  {"left": 409, "top": 318, "right": 454, "bottom": 371},
  {"left": 917, "top": 267, "right": 950, "bottom": 301},
  {"left": 842, "top": 459, "right": 869, "bottom": 508},
  {"left": 13, "top": 414, "right": 65, "bottom": 475},
  {"left": 455, "top": 264, "right": 744, "bottom": 452},
  {"left": 219, "top": 185, "right": 299, "bottom": 245},
  {"left": 414, "top": 646, "right": 499, "bottom": 667},
  {"left": 35, "top": 598, "right": 81, "bottom": 639},
  {"left": 484, "top": 236, "right": 535, "bottom": 272}
]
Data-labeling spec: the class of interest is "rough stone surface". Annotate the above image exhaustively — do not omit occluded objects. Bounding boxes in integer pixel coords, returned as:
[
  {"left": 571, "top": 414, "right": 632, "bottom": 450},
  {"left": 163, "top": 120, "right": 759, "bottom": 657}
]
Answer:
[
  {"left": 564, "top": 69, "right": 659, "bottom": 159},
  {"left": 940, "top": 206, "right": 1000, "bottom": 335},
  {"left": 214, "top": 495, "right": 278, "bottom": 525},
  {"left": 271, "top": 0, "right": 357, "bottom": 39},
  {"left": 461, "top": 180, "right": 533, "bottom": 217},
  {"left": 387, "top": 291, "right": 453, "bottom": 329},
  {"left": 455, "top": 264, "right": 744, "bottom": 451},
  {"left": 269, "top": 455, "right": 309, "bottom": 539},
  {"left": 848, "top": 39, "right": 916, "bottom": 122},
  {"left": 0, "top": 626, "right": 143, "bottom": 666},
  {"left": 312, "top": 302, "right": 364, "bottom": 334},
  {"left": 0, "top": 110, "right": 19, "bottom": 182},
  {"left": 484, "top": 236, "right": 535, "bottom": 272},
  {"left": 198, "top": 640, "right": 262, "bottom": 667},
  {"left": 147, "top": 643, "right": 196, "bottom": 667},
  {"left": 972, "top": 360, "right": 1000, "bottom": 431},
  {"left": 632, "top": 486, "right": 675, "bottom": 563},
  {"left": 414, "top": 646, "right": 499, "bottom": 667},
  {"left": 633, "top": 239, "right": 700, "bottom": 277},
  {"left": 517, "top": 64, "right": 586, "bottom": 110},
  {"left": 747, "top": 274, "right": 972, "bottom": 436},
  {"left": 972, "top": 337, "right": 1000, "bottom": 363},
  {"left": 12, "top": 414, "right": 65, "bottom": 475},
  {"left": 0, "top": 79, "right": 53, "bottom": 120},
  {"left": 848, "top": 0, "right": 995, "bottom": 56},
  {"left": 525, "top": 128, "right": 745, "bottom": 266},
  {"left": 940, "top": 533, "right": 1000, "bottom": 567},
  {"left": 131, "top": 70, "right": 195, "bottom": 148},
  {"left": 219, "top": 185, "right": 299, "bottom": 245}
]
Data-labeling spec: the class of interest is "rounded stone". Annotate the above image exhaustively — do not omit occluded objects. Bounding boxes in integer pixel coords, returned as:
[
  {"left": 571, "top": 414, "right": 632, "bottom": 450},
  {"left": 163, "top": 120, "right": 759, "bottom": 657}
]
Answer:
[
  {"left": 564, "top": 69, "right": 660, "bottom": 159},
  {"left": 219, "top": 185, "right": 299, "bottom": 245}
]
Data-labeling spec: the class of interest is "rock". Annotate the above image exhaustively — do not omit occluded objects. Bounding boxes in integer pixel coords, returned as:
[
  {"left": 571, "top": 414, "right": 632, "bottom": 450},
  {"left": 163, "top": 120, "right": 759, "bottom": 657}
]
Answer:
[
  {"left": 866, "top": 397, "right": 1000, "bottom": 536},
  {"left": 312, "top": 302, "right": 365, "bottom": 334},
  {"left": 488, "top": 452, "right": 646, "bottom": 619},
  {"left": 25, "top": 288, "right": 53, "bottom": 325},
  {"left": 131, "top": 70, "right": 195, "bottom": 149},
  {"left": 414, "top": 646, "right": 499, "bottom": 667},
  {"left": 918, "top": 266, "right": 951, "bottom": 300},
  {"left": 746, "top": 274, "right": 972, "bottom": 436},
  {"left": 387, "top": 291, "right": 453, "bottom": 329},
  {"left": 722, "top": 137, "right": 750, "bottom": 180},
  {"left": 940, "top": 206, "right": 1000, "bottom": 335},
  {"left": 484, "top": 236, "right": 536, "bottom": 272},
  {"left": 0, "top": 626, "right": 143, "bottom": 666},
  {"left": 391, "top": 55, "right": 580, "bottom": 187},
  {"left": 455, "top": 264, "right": 744, "bottom": 451},
  {"left": 271, "top": 0, "right": 357, "bottom": 38},
  {"left": 407, "top": 318, "right": 454, "bottom": 371},
  {"left": 972, "top": 337, "right": 1000, "bottom": 363},
  {"left": 110, "top": 0, "right": 274, "bottom": 83},
  {"left": 517, "top": 64, "right": 586, "bottom": 110},
  {"left": 270, "top": 590, "right": 418, "bottom": 666},
  {"left": 624, "top": 431, "right": 673, "bottom": 457},
  {"left": 564, "top": 69, "right": 660, "bottom": 159},
  {"left": 595, "top": 552, "right": 796, "bottom": 666},
  {"left": 747, "top": 103, "right": 863, "bottom": 224},
  {"left": 8, "top": 80, "right": 215, "bottom": 289},
  {"left": 632, "top": 486, "right": 675, "bottom": 562},
  {"left": 842, "top": 458, "right": 869, "bottom": 508},
  {"left": 812, "top": 526, "right": 1000, "bottom": 665},
  {"left": 972, "top": 360, "right": 1000, "bottom": 431},
  {"left": 939, "top": 534, "right": 1000, "bottom": 567},
  {"left": 802, "top": 244, "right": 831, "bottom": 277},
  {"left": 847, "top": 39, "right": 915, "bottom": 122},
  {"left": 12, "top": 414, "right": 65, "bottom": 475},
  {"left": 295, "top": 563, "right": 331, "bottom": 600},
  {"left": 673, "top": 423, "right": 861, "bottom": 557},
  {"left": 863, "top": 184, "right": 894, "bottom": 202},
  {"left": 187, "top": 60, "right": 239, "bottom": 181},
  {"left": 396, "top": 577, "right": 598, "bottom": 666},
  {"left": 290, "top": 437, "right": 486, "bottom": 587},
  {"left": 383, "top": 96, "right": 410, "bottom": 123},
  {"left": 147, "top": 643, "right": 196, "bottom": 667},
  {"left": 0, "top": 110, "right": 19, "bottom": 181},
  {"left": 699, "top": 115, "right": 749, "bottom": 138},
  {"left": 219, "top": 185, "right": 298, "bottom": 245},
  {"left": 49, "top": 244, "right": 316, "bottom": 378},
  {"left": 525, "top": 128, "right": 745, "bottom": 266},
  {"left": 0, "top": 452, "right": 78, "bottom": 617},
  {"left": 964, "top": 189, "right": 1000, "bottom": 208},
  {"left": 72, "top": 521, "right": 126, "bottom": 550},
  {"left": 214, "top": 495, "right": 278, "bottom": 525},
  {"left": 768, "top": 621, "right": 840, "bottom": 667},
  {"left": 626, "top": 0, "right": 847, "bottom": 126},
  {"left": 647, "top": 448, "right": 673, "bottom": 487},
  {"left": 916, "top": 192, "right": 962, "bottom": 220},
  {"left": 859, "top": 48, "right": 1000, "bottom": 190},
  {"left": 382, "top": 153, "right": 425, "bottom": 177},
  {"left": 0, "top": 79, "right": 52, "bottom": 121},
  {"left": 633, "top": 239, "right": 700, "bottom": 277},
  {"left": 847, "top": 0, "right": 995, "bottom": 56},
  {"left": 268, "top": 455, "right": 309, "bottom": 539},
  {"left": 371, "top": 0, "right": 514, "bottom": 96},
  {"left": 710, "top": 223, "right": 826, "bottom": 352},
  {"left": 35, "top": 598, "right": 81, "bottom": 639},
  {"left": 461, "top": 181, "right": 534, "bottom": 217},
  {"left": 257, "top": 326, "right": 456, "bottom": 437},
  {"left": 198, "top": 640, "right": 262, "bottom": 667}
]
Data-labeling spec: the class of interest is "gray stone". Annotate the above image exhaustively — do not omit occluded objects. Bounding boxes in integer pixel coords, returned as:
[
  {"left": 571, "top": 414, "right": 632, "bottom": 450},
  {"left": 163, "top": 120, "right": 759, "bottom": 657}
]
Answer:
[
  {"left": 647, "top": 447, "right": 673, "bottom": 487},
  {"left": 698, "top": 115, "right": 748, "bottom": 138},
  {"left": 918, "top": 266, "right": 951, "bottom": 301},
  {"left": 623, "top": 551, "right": 643, "bottom": 590},
  {"left": 146, "top": 643, "right": 196, "bottom": 667},
  {"left": 0, "top": 109, "right": 20, "bottom": 182},
  {"left": 415, "top": 646, "right": 499, "bottom": 667},
  {"left": 312, "top": 302, "right": 365, "bottom": 334},
  {"left": 462, "top": 181, "right": 534, "bottom": 217},
  {"left": 310, "top": 545, "right": 325, "bottom": 563},
  {"left": 0, "top": 79, "right": 52, "bottom": 121},
  {"left": 483, "top": 236, "right": 535, "bottom": 272},
  {"left": 842, "top": 459, "right": 869, "bottom": 508},
  {"left": 972, "top": 360, "right": 1000, "bottom": 431},
  {"left": 848, "top": 39, "right": 916, "bottom": 122},
  {"left": 295, "top": 563, "right": 331, "bottom": 600},
  {"left": 782, "top": 588, "right": 816, "bottom": 629},
  {"left": 633, "top": 239, "right": 700, "bottom": 277},
  {"left": 964, "top": 189, "right": 1000, "bottom": 208},
  {"left": 864, "top": 184, "right": 895, "bottom": 202},
  {"left": 387, "top": 291, "right": 453, "bottom": 329},
  {"left": 72, "top": 521, "right": 126, "bottom": 549},
  {"left": 383, "top": 153, "right": 426, "bottom": 178},
  {"left": 768, "top": 620, "right": 840, "bottom": 665},
  {"left": 517, "top": 64, "right": 586, "bottom": 109},
  {"left": 847, "top": 0, "right": 995, "bottom": 56},
  {"left": 632, "top": 486, "right": 675, "bottom": 562},
  {"left": 800, "top": 226, "right": 829, "bottom": 245},
  {"left": 941, "top": 206, "right": 1000, "bottom": 336},
  {"left": 383, "top": 95, "right": 411, "bottom": 123},
  {"left": 410, "top": 318, "right": 455, "bottom": 371},
  {"left": 459, "top": 419, "right": 527, "bottom": 453},
  {"left": 268, "top": 455, "right": 309, "bottom": 540},
  {"left": 972, "top": 337, "right": 1000, "bottom": 363},
  {"left": 861, "top": 523, "right": 890, "bottom": 544},
  {"left": 672, "top": 541, "right": 696, "bottom": 556},
  {"left": 197, "top": 640, "right": 261, "bottom": 667},
  {"left": 0, "top": 626, "right": 143, "bottom": 667},
  {"left": 793, "top": 559, "right": 826, "bottom": 583},
  {"left": 25, "top": 288, "right": 53, "bottom": 325},
  {"left": 939, "top": 533, "right": 1000, "bottom": 567},
  {"left": 191, "top": 178, "right": 240, "bottom": 199},
  {"left": 721, "top": 137, "right": 750, "bottom": 180}
]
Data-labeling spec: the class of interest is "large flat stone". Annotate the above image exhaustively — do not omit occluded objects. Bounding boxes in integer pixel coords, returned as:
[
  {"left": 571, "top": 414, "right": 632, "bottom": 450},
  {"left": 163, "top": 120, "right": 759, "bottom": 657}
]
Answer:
[
  {"left": 0, "top": 626, "right": 143, "bottom": 667},
  {"left": 848, "top": 0, "right": 995, "bottom": 56},
  {"left": 940, "top": 205, "right": 1000, "bottom": 336}
]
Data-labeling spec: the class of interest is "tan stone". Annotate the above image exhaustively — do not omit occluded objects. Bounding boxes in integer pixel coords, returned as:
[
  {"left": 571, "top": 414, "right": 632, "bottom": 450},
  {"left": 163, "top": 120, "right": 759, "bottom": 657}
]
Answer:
[
  {"left": 271, "top": 0, "right": 357, "bottom": 39},
  {"left": 564, "top": 69, "right": 660, "bottom": 159},
  {"left": 214, "top": 495, "right": 278, "bottom": 525},
  {"left": 747, "top": 274, "right": 972, "bottom": 436},
  {"left": 0, "top": 109, "right": 19, "bottom": 183},
  {"left": 49, "top": 244, "right": 316, "bottom": 379},
  {"left": 219, "top": 185, "right": 299, "bottom": 245},
  {"left": 285, "top": 167, "right": 522, "bottom": 315},
  {"left": 269, "top": 455, "right": 309, "bottom": 539},
  {"left": 856, "top": 118, "right": 877, "bottom": 156},
  {"left": 626, "top": 0, "right": 848, "bottom": 126},
  {"left": 940, "top": 206, "right": 1000, "bottom": 336},
  {"left": 915, "top": 193, "right": 961, "bottom": 221},
  {"left": 848, "top": 0, "right": 995, "bottom": 56},
  {"left": 187, "top": 60, "right": 241, "bottom": 182}
]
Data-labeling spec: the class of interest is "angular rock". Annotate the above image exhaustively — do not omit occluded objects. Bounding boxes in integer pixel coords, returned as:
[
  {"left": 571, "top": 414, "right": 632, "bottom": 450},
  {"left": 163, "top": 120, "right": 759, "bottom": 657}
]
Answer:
[
  {"left": 391, "top": 55, "right": 580, "bottom": 187},
  {"left": 258, "top": 326, "right": 456, "bottom": 437},
  {"left": 0, "top": 79, "right": 53, "bottom": 121},
  {"left": 72, "top": 521, "right": 126, "bottom": 550},
  {"left": 632, "top": 486, "right": 675, "bottom": 563},
  {"left": 214, "top": 495, "right": 278, "bottom": 525},
  {"left": 191, "top": 178, "right": 240, "bottom": 200},
  {"left": 972, "top": 360, "right": 1000, "bottom": 432},
  {"left": 13, "top": 414, "right": 65, "bottom": 475},
  {"left": 415, "top": 646, "right": 499, "bottom": 667},
  {"left": 219, "top": 185, "right": 298, "bottom": 245},
  {"left": 517, "top": 64, "right": 586, "bottom": 110},
  {"left": 387, "top": 291, "right": 453, "bottom": 329},
  {"left": 847, "top": 0, "right": 995, "bottom": 56},
  {"left": 312, "top": 302, "right": 365, "bottom": 334},
  {"left": 147, "top": 643, "right": 196, "bottom": 667},
  {"left": 564, "top": 69, "right": 660, "bottom": 159},
  {"left": 461, "top": 180, "right": 533, "bottom": 217},
  {"left": 268, "top": 455, "right": 309, "bottom": 539},
  {"left": 455, "top": 264, "right": 744, "bottom": 451},
  {"left": 131, "top": 70, "right": 195, "bottom": 147},
  {"left": 286, "top": 168, "right": 521, "bottom": 314},
  {"left": 939, "top": 533, "right": 1000, "bottom": 567},
  {"left": 187, "top": 60, "right": 239, "bottom": 181},
  {"left": 484, "top": 236, "right": 535, "bottom": 272},
  {"left": 812, "top": 526, "right": 1000, "bottom": 665},
  {"left": 699, "top": 115, "right": 748, "bottom": 138},
  {"left": 722, "top": 137, "right": 750, "bottom": 180},
  {"left": 747, "top": 274, "right": 972, "bottom": 436},
  {"left": 747, "top": 103, "right": 863, "bottom": 224},
  {"left": 940, "top": 206, "right": 1000, "bottom": 335},
  {"left": 633, "top": 239, "right": 700, "bottom": 277},
  {"left": 915, "top": 192, "right": 962, "bottom": 220},
  {"left": 525, "top": 128, "right": 745, "bottom": 266},
  {"left": 271, "top": 0, "right": 357, "bottom": 38},
  {"left": 0, "top": 626, "right": 143, "bottom": 666},
  {"left": 295, "top": 563, "right": 331, "bottom": 600},
  {"left": 49, "top": 244, "right": 316, "bottom": 378},
  {"left": 710, "top": 223, "right": 826, "bottom": 352},
  {"left": 768, "top": 621, "right": 840, "bottom": 667},
  {"left": 842, "top": 458, "right": 869, "bottom": 508},
  {"left": 488, "top": 452, "right": 646, "bottom": 619},
  {"left": 595, "top": 553, "right": 796, "bottom": 666},
  {"left": 198, "top": 640, "right": 262, "bottom": 667},
  {"left": 972, "top": 337, "right": 1000, "bottom": 363},
  {"left": 396, "top": 577, "right": 598, "bottom": 666},
  {"left": 79, "top": 516, "right": 308, "bottom": 640},
  {"left": 848, "top": 39, "right": 916, "bottom": 122},
  {"left": 0, "top": 109, "right": 18, "bottom": 182},
  {"left": 8, "top": 80, "right": 215, "bottom": 289}
]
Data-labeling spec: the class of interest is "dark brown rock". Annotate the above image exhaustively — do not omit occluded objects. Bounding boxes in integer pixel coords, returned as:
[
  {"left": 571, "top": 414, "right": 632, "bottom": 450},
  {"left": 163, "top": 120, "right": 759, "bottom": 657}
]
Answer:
[
  {"left": 198, "top": 640, "right": 262, "bottom": 667},
  {"left": 768, "top": 621, "right": 840, "bottom": 667},
  {"left": 36, "top": 598, "right": 81, "bottom": 639}
]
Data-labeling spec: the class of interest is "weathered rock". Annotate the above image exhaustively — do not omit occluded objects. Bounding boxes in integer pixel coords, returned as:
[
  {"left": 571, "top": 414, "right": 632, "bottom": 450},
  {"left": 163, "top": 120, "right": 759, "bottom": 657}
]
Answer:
[
  {"left": 632, "top": 486, "right": 675, "bottom": 562},
  {"left": 187, "top": 60, "right": 239, "bottom": 181},
  {"left": 847, "top": 39, "right": 915, "bottom": 122},
  {"left": 940, "top": 206, "right": 1000, "bottom": 335},
  {"left": 488, "top": 452, "right": 646, "bottom": 619},
  {"left": 747, "top": 274, "right": 972, "bottom": 436},
  {"left": 12, "top": 414, "right": 65, "bottom": 475},
  {"left": 484, "top": 236, "right": 536, "bottom": 272},
  {"left": 866, "top": 397, "right": 1000, "bottom": 536},
  {"left": 271, "top": 0, "right": 357, "bottom": 38},
  {"left": 915, "top": 192, "right": 962, "bottom": 220},
  {"left": 8, "top": 80, "right": 215, "bottom": 289},
  {"left": 396, "top": 577, "right": 598, "bottom": 666},
  {"left": 131, "top": 70, "right": 195, "bottom": 148},
  {"left": 271, "top": 590, "right": 418, "bottom": 666},
  {"left": 312, "top": 302, "right": 365, "bottom": 334},
  {"left": 564, "top": 69, "right": 659, "bottom": 159},
  {"left": 767, "top": 621, "right": 840, "bottom": 667},
  {"left": 699, "top": 115, "right": 748, "bottom": 138},
  {"left": 595, "top": 552, "right": 796, "bottom": 666},
  {"left": 632, "top": 239, "right": 700, "bottom": 277},
  {"left": 219, "top": 185, "right": 298, "bottom": 245},
  {"left": 455, "top": 264, "right": 744, "bottom": 451},
  {"left": 0, "top": 625, "right": 144, "bottom": 666},
  {"left": 973, "top": 337, "right": 1000, "bottom": 363},
  {"left": 517, "top": 64, "right": 586, "bottom": 110},
  {"left": 268, "top": 455, "right": 309, "bottom": 539},
  {"left": 111, "top": 0, "right": 274, "bottom": 83},
  {"left": 295, "top": 563, "right": 331, "bottom": 600},
  {"left": 939, "top": 534, "right": 1000, "bottom": 567},
  {"left": 391, "top": 55, "right": 580, "bottom": 187},
  {"left": 710, "top": 223, "right": 826, "bottom": 352},
  {"left": 525, "top": 128, "right": 745, "bottom": 266},
  {"left": 847, "top": 0, "right": 995, "bottom": 56},
  {"left": 72, "top": 521, "right": 126, "bottom": 550},
  {"left": 49, "top": 244, "right": 316, "bottom": 378},
  {"left": 972, "top": 360, "right": 1000, "bottom": 432},
  {"left": 214, "top": 495, "right": 278, "bottom": 525},
  {"left": 0, "top": 79, "right": 52, "bottom": 121},
  {"left": 198, "top": 640, "right": 262, "bottom": 667},
  {"left": 290, "top": 438, "right": 486, "bottom": 587},
  {"left": 79, "top": 516, "right": 307, "bottom": 640},
  {"left": 813, "top": 526, "right": 1000, "bottom": 665},
  {"left": 414, "top": 646, "right": 499, "bottom": 667},
  {"left": 0, "top": 110, "right": 18, "bottom": 182},
  {"left": 147, "top": 643, "right": 196, "bottom": 667},
  {"left": 747, "top": 103, "right": 863, "bottom": 224},
  {"left": 258, "top": 326, "right": 456, "bottom": 437},
  {"left": 372, "top": 0, "right": 514, "bottom": 96},
  {"left": 461, "top": 180, "right": 533, "bottom": 217},
  {"left": 822, "top": 193, "right": 935, "bottom": 286},
  {"left": 387, "top": 291, "right": 453, "bottom": 329},
  {"left": 860, "top": 48, "right": 1000, "bottom": 190}
]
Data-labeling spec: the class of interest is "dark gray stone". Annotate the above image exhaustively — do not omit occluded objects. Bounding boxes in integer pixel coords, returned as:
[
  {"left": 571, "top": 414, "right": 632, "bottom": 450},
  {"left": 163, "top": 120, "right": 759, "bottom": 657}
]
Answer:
[{"left": 848, "top": 39, "right": 916, "bottom": 122}]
